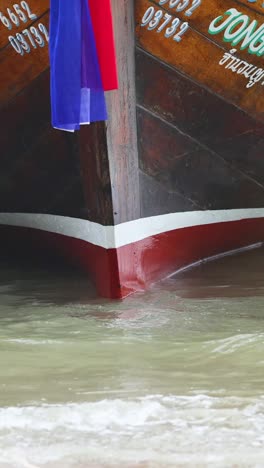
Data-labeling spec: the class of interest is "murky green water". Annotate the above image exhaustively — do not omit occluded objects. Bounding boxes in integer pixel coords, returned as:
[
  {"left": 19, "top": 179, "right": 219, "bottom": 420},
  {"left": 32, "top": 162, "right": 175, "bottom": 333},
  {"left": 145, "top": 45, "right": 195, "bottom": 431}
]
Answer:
[{"left": 0, "top": 246, "right": 264, "bottom": 467}]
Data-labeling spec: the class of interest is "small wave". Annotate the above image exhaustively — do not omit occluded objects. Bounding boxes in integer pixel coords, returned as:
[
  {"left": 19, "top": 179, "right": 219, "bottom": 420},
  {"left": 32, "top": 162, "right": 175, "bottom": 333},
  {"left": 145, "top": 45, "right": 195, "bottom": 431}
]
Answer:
[
  {"left": 1, "top": 338, "right": 64, "bottom": 345},
  {"left": 1, "top": 395, "right": 264, "bottom": 467},
  {"left": 205, "top": 333, "right": 264, "bottom": 355}
]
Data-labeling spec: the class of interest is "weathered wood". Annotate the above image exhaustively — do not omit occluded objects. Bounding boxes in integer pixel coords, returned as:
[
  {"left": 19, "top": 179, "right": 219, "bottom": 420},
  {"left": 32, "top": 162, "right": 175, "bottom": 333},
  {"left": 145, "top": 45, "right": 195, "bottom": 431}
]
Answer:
[
  {"left": 0, "top": 125, "right": 82, "bottom": 213},
  {"left": 136, "top": 0, "right": 264, "bottom": 121},
  {"left": 151, "top": 0, "right": 264, "bottom": 52},
  {"left": 136, "top": 49, "right": 264, "bottom": 184},
  {"left": 139, "top": 169, "right": 199, "bottom": 217},
  {"left": 79, "top": 123, "right": 114, "bottom": 225},
  {"left": 237, "top": 0, "right": 264, "bottom": 15},
  {"left": 106, "top": 0, "right": 140, "bottom": 223},
  {"left": 0, "top": 69, "right": 51, "bottom": 167},
  {"left": 0, "top": 2, "right": 85, "bottom": 219},
  {"left": 80, "top": 0, "right": 140, "bottom": 225},
  {"left": 138, "top": 107, "right": 264, "bottom": 210},
  {"left": 0, "top": 0, "right": 49, "bottom": 48},
  {"left": 0, "top": 11, "right": 49, "bottom": 105}
]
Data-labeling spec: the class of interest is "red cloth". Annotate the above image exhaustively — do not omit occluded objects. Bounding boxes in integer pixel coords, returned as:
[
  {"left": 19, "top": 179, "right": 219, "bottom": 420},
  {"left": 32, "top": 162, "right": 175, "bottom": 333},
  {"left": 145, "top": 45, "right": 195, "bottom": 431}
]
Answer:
[{"left": 88, "top": 0, "right": 118, "bottom": 91}]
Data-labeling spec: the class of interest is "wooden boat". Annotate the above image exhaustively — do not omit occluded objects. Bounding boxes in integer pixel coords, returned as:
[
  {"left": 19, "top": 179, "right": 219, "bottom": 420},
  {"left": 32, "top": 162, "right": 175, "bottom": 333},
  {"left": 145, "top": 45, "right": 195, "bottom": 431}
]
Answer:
[{"left": 1, "top": 0, "right": 264, "bottom": 298}]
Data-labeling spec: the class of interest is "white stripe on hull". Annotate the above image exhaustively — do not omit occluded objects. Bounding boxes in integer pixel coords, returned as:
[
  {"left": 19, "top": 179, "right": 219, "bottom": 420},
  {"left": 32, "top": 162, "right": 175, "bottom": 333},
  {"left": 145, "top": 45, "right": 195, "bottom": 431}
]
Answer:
[{"left": 0, "top": 209, "right": 264, "bottom": 249}]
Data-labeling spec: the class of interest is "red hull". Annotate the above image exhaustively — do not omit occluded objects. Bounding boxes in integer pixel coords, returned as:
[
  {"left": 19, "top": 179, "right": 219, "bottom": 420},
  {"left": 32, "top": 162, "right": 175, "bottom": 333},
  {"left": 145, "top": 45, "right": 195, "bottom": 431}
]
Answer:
[{"left": 2, "top": 217, "right": 264, "bottom": 299}]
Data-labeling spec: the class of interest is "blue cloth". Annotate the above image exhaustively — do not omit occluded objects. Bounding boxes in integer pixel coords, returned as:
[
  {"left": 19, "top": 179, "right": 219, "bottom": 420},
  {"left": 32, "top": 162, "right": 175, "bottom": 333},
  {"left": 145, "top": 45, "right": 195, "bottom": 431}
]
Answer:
[{"left": 49, "top": 0, "right": 107, "bottom": 132}]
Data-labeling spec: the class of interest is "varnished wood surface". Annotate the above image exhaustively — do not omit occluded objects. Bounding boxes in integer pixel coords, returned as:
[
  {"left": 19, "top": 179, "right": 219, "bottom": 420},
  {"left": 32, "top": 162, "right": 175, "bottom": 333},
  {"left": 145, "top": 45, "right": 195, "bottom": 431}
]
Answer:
[
  {"left": 0, "top": 0, "right": 49, "bottom": 48},
  {"left": 0, "top": 2, "right": 86, "bottom": 219},
  {"left": 135, "top": 0, "right": 264, "bottom": 217},
  {"left": 0, "top": 0, "right": 49, "bottom": 105},
  {"left": 136, "top": 50, "right": 264, "bottom": 185},
  {"left": 236, "top": 0, "right": 264, "bottom": 15},
  {"left": 150, "top": 0, "right": 264, "bottom": 54},
  {"left": 1, "top": 0, "right": 264, "bottom": 230},
  {"left": 138, "top": 106, "right": 264, "bottom": 210},
  {"left": 0, "top": 70, "right": 85, "bottom": 217},
  {"left": 136, "top": 0, "right": 264, "bottom": 121},
  {"left": 0, "top": 0, "right": 141, "bottom": 226}
]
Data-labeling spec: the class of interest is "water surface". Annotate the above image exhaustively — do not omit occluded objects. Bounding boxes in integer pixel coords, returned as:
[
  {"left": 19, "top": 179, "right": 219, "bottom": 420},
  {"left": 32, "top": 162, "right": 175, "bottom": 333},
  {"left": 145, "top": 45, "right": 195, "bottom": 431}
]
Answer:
[{"left": 0, "top": 247, "right": 264, "bottom": 467}]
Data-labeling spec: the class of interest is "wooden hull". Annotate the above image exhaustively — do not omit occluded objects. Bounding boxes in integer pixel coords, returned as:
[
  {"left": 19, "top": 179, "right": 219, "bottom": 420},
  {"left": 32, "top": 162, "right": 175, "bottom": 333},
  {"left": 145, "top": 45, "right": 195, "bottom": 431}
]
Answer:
[{"left": 1, "top": 0, "right": 264, "bottom": 297}]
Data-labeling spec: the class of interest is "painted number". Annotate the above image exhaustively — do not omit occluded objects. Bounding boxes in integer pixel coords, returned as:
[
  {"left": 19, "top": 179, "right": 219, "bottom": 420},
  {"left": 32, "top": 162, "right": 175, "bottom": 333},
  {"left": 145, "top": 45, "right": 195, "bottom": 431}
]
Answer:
[
  {"left": 141, "top": 6, "right": 189, "bottom": 43},
  {"left": 7, "top": 8, "right": 19, "bottom": 26},
  {"left": 0, "top": 13, "right": 12, "bottom": 29},
  {"left": 157, "top": 13, "right": 172, "bottom": 32},
  {"left": 176, "top": 0, "right": 190, "bottom": 12},
  {"left": 165, "top": 17, "right": 180, "bottom": 37},
  {"left": 173, "top": 21, "right": 189, "bottom": 41},
  {"left": 16, "top": 32, "right": 30, "bottom": 52},
  {"left": 13, "top": 3, "right": 27, "bottom": 22},
  {"left": 159, "top": 0, "right": 202, "bottom": 16},
  {"left": 148, "top": 10, "right": 163, "bottom": 30},
  {"left": 185, "top": 0, "right": 202, "bottom": 16},
  {"left": 141, "top": 6, "right": 155, "bottom": 26},
  {"left": 30, "top": 26, "right": 45, "bottom": 47},
  {"left": 8, "top": 35, "right": 22, "bottom": 54},
  {"left": 38, "top": 23, "right": 49, "bottom": 42},
  {"left": 8, "top": 24, "right": 49, "bottom": 55},
  {"left": 21, "top": 1, "right": 37, "bottom": 20},
  {"left": 0, "top": 2, "right": 37, "bottom": 31}
]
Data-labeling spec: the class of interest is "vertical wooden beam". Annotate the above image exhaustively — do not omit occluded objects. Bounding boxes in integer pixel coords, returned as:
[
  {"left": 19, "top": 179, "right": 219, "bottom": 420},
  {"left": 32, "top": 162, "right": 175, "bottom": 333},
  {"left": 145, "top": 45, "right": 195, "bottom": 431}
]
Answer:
[
  {"left": 80, "top": 0, "right": 140, "bottom": 226},
  {"left": 106, "top": 0, "right": 140, "bottom": 224},
  {"left": 79, "top": 123, "right": 114, "bottom": 225}
]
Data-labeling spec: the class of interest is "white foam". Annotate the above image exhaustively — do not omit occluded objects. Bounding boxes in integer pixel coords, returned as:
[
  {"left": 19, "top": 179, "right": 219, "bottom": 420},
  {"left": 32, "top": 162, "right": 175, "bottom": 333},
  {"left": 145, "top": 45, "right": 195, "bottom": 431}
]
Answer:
[
  {"left": 2, "top": 339, "right": 63, "bottom": 345},
  {"left": 1, "top": 395, "right": 264, "bottom": 467}
]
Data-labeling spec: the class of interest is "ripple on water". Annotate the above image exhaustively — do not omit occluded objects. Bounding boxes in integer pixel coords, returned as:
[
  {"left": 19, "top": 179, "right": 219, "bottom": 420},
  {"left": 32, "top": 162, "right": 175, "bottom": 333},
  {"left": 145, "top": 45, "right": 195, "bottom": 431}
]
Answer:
[
  {"left": 1, "top": 247, "right": 264, "bottom": 467},
  {"left": 1, "top": 395, "right": 264, "bottom": 467}
]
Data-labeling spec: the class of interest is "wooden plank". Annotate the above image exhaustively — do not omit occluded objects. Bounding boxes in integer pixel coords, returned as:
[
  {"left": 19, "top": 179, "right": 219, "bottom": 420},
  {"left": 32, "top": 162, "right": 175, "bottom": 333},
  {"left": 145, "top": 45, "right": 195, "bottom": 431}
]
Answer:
[
  {"left": 79, "top": 123, "right": 114, "bottom": 225},
  {"left": 236, "top": 0, "right": 264, "bottom": 16},
  {"left": 138, "top": 107, "right": 264, "bottom": 209},
  {"left": 0, "top": 0, "right": 49, "bottom": 48},
  {"left": 106, "top": 0, "right": 140, "bottom": 223},
  {"left": 80, "top": 0, "right": 140, "bottom": 225},
  {"left": 0, "top": 128, "right": 80, "bottom": 213},
  {"left": 136, "top": 50, "right": 264, "bottom": 184},
  {"left": 139, "top": 170, "right": 199, "bottom": 217},
  {"left": 0, "top": 11, "right": 49, "bottom": 105},
  {"left": 151, "top": 0, "right": 264, "bottom": 64},
  {"left": 0, "top": 69, "right": 51, "bottom": 167},
  {"left": 135, "top": 0, "right": 264, "bottom": 121}
]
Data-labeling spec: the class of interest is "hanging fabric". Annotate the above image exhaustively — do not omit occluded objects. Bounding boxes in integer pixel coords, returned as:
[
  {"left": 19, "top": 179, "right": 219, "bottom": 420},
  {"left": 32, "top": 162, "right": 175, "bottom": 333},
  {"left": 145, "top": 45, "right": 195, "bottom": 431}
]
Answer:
[
  {"left": 88, "top": 0, "right": 118, "bottom": 91},
  {"left": 49, "top": 0, "right": 107, "bottom": 132}
]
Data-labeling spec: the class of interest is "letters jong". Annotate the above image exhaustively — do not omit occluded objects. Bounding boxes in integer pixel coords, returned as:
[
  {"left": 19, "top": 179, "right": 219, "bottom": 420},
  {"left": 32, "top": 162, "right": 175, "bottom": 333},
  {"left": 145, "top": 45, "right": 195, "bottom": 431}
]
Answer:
[{"left": 208, "top": 8, "right": 264, "bottom": 57}]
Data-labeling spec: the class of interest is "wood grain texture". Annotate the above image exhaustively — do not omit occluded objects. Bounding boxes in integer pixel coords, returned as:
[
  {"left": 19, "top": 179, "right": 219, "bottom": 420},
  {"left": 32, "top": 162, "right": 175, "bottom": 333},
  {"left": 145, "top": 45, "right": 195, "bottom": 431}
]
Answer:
[
  {"left": 138, "top": 107, "right": 264, "bottom": 210},
  {"left": 136, "top": 49, "right": 264, "bottom": 185},
  {"left": 136, "top": 0, "right": 264, "bottom": 121},
  {"left": 0, "top": 0, "right": 49, "bottom": 48},
  {"left": 0, "top": 37, "right": 86, "bottom": 218},
  {"left": 139, "top": 169, "right": 199, "bottom": 217},
  {"left": 79, "top": 122, "right": 114, "bottom": 225},
  {"left": 236, "top": 0, "right": 264, "bottom": 15},
  {"left": 106, "top": 0, "right": 140, "bottom": 223},
  {"left": 151, "top": 0, "right": 264, "bottom": 57},
  {"left": 79, "top": 0, "right": 140, "bottom": 225},
  {"left": 0, "top": 12, "right": 49, "bottom": 105}
]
